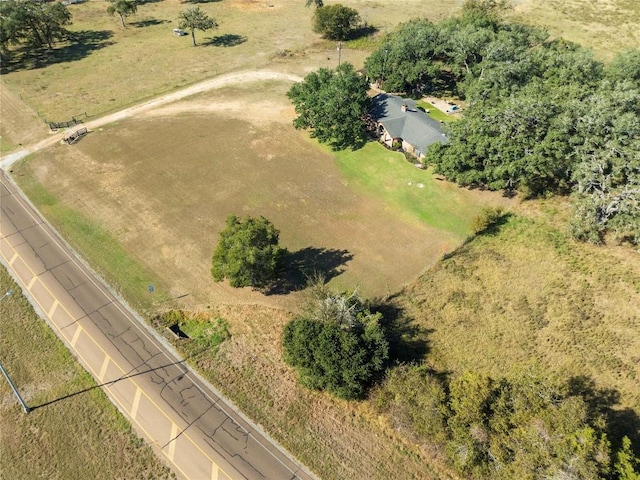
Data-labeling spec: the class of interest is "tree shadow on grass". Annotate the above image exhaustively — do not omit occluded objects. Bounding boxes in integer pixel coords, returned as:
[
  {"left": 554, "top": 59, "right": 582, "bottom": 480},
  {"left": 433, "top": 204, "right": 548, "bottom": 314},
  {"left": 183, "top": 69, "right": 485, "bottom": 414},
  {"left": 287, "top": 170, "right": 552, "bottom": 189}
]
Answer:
[
  {"left": 266, "top": 247, "right": 353, "bottom": 295},
  {"left": 131, "top": 19, "right": 170, "bottom": 28},
  {"left": 568, "top": 375, "right": 640, "bottom": 454},
  {"left": 347, "top": 24, "right": 378, "bottom": 40},
  {"left": 374, "top": 302, "right": 431, "bottom": 363},
  {"left": 202, "top": 34, "right": 247, "bottom": 47},
  {"left": 1, "top": 30, "right": 114, "bottom": 73}
]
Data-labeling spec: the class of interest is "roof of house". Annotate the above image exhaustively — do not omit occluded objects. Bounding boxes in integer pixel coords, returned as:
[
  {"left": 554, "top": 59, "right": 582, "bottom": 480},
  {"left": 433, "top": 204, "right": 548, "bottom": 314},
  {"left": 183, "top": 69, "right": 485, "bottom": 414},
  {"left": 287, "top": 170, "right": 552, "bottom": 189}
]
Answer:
[{"left": 371, "top": 93, "right": 447, "bottom": 156}]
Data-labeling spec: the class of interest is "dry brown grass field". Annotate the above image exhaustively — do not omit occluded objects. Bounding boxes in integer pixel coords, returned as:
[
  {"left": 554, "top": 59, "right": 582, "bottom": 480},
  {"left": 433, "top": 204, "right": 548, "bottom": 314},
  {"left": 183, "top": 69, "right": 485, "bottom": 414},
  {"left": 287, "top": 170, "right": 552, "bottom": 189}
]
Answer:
[
  {"left": 0, "top": 0, "right": 463, "bottom": 122},
  {"left": 511, "top": 0, "right": 640, "bottom": 59},
  {"left": 13, "top": 80, "right": 470, "bottom": 305},
  {"left": 2, "top": 0, "right": 640, "bottom": 479},
  {"left": 10, "top": 76, "right": 490, "bottom": 479}
]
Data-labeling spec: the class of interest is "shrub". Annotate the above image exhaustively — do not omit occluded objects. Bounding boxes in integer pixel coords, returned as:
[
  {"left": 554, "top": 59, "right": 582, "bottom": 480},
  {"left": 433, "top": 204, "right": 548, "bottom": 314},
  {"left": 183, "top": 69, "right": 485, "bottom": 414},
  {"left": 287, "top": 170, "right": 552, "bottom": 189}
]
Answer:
[
  {"left": 312, "top": 4, "right": 361, "bottom": 41},
  {"left": 470, "top": 207, "right": 504, "bottom": 235},
  {"left": 282, "top": 283, "right": 389, "bottom": 400}
]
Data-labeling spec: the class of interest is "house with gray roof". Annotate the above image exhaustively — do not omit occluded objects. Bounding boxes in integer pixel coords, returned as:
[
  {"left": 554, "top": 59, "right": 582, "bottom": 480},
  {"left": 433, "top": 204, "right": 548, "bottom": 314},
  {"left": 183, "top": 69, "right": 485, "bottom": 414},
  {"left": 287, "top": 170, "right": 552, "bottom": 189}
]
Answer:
[{"left": 371, "top": 93, "right": 447, "bottom": 159}]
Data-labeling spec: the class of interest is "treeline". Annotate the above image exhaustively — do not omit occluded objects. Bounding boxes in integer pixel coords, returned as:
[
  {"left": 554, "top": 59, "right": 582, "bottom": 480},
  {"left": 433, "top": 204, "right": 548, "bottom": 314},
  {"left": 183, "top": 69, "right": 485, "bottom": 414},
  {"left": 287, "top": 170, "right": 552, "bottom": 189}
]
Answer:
[
  {"left": 0, "top": 0, "right": 72, "bottom": 58},
  {"left": 375, "top": 365, "right": 639, "bottom": 480},
  {"left": 365, "top": 3, "right": 640, "bottom": 245}
]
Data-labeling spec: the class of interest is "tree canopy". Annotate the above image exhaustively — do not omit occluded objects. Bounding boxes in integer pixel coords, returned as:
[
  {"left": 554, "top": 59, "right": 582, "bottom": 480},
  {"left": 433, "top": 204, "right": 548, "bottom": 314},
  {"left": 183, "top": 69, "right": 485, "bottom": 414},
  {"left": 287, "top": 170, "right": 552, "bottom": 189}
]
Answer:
[
  {"left": 178, "top": 6, "right": 217, "bottom": 47},
  {"left": 211, "top": 215, "right": 285, "bottom": 289},
  {"left": 365, "top": 13, "right": 639, "bottom": 244},
  {"left": 287, "top": 62, "right": 371, "bottom": 150},
  {"left": 376, "top": 366, "right": 625, "bottom": 480},
  {"left": 0, "top": 0, "right": 72, "bottom": 57},
  {"left": 282, "top": 282, "right": 389, "bottom": 400},
  {"left": 312, "top": 4, "right": 360, "bottom": 41},
  {"left": 107, "top": 0, "right": 137, "bottom": 29}
]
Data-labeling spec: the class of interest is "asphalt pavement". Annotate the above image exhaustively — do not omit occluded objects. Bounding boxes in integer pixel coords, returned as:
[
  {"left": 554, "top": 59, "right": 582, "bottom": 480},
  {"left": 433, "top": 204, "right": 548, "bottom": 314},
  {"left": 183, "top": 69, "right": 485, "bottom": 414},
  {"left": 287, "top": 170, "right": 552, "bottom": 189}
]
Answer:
[{"left": 0, "top": 171, "right": 315, "bottom": 480}]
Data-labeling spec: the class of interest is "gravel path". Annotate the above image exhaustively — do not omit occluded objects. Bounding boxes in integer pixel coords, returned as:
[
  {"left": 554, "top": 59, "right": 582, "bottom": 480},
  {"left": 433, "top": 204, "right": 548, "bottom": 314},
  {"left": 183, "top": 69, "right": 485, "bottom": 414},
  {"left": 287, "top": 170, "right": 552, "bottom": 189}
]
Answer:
[{"left": 0, "top": 70, "right": 303, "bottom": 169}]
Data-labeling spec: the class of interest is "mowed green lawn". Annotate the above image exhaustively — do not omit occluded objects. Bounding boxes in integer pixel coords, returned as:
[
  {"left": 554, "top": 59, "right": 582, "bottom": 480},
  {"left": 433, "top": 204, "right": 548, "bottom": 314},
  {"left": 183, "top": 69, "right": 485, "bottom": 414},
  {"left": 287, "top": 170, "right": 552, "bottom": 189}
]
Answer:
[
  {"left": 334, "top": 142, "right": 498, "bottom": 238},
  {"left": 0, "top": 267, "right": 173, "bottom": 479}
]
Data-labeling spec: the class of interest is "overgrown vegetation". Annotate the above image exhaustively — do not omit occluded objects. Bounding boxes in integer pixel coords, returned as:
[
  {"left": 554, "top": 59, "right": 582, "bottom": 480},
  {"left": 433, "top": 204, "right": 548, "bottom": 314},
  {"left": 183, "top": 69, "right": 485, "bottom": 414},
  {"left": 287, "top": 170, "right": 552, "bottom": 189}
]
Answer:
[
  {"left": 470, "top": 206, "right": 505, "bottom": 235},
  {"left": 283, "top": 279, "right": 389, "bottom": 400},
  {"left": 386, "top": 211, "right": 640, "bottom": 479},
  {"left": 155, "top": 309, "right": 230, "bottom": 358},
  {"left": 374, "top": 365, "right": 639, "bottom": 480}
]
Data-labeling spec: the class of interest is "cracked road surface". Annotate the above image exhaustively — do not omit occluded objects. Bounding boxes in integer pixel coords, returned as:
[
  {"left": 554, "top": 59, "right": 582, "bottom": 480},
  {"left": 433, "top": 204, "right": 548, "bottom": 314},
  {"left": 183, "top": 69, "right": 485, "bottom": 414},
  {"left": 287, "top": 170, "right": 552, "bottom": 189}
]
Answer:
[{"left": 1, "top": 172, "right": 315, "bottom": 480}]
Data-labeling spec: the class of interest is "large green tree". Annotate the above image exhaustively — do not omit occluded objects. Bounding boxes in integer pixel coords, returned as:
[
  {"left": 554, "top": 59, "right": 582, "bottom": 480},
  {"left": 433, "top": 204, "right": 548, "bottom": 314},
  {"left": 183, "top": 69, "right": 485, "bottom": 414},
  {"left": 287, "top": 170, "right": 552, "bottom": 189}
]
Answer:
[
  {"left": 287, "top": 62, "right": 370, "bottom": 150},
  {"left": 282, "top": 283, "right": 389, "bottom": 400},
  {"left": 178, "top": 6, "right": 217, "bottom": 47},
  {"left": 211, "top": 215, "right": 285, "bottom": 289},
  {"left": 107, "top": 0, "right": 137, "bottom": 28},
  {"left": 425, "top": 87, "right": 576, "bottom": 195},
  {"left": 364, "top": 19, "right": 446, "bottom": 93},
  {"left": 1, "top": 0, "right": 71, "bottom": 55},
  {"left": 569, "top": 81, "right": 640, "bottom": 245},
  {"left": 312, "top": 4, "right": 360, "bottom": 41}
]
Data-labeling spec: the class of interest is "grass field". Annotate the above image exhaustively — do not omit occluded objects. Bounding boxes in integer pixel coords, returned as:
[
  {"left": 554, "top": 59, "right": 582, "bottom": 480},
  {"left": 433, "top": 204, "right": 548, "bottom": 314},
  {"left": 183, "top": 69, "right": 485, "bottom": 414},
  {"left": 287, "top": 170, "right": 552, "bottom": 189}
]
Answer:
[
  {"left": 3, "top": 0, "right": 640, "bottom": 478},
  {"left": 12, "top": 80, "right": 501, "bottom": 304},
  {"left": 0, "top": 0, "right": 463, "bottom": 123},
  {"left": 9, "top": 77, "right": 505, "bottom": 479},
  {"left": 393, "top": 208, "right": 640, "bottom": 441},
  {"left": 332, "top": 142, "right": 509, "bottom": 238},
  {"left": 511, "top": 0, "right": 640, "bottom": 60},
  {"left": 0, "top": 266, "right": 174, "bottom": 479}
]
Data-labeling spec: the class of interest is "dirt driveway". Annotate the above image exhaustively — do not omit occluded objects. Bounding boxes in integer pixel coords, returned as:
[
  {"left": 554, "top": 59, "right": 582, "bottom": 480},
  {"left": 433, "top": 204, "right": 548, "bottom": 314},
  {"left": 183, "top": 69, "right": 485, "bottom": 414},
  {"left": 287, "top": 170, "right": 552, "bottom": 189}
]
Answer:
[{"left": 0, "top": 70, "right": 303, "bottom": 169}]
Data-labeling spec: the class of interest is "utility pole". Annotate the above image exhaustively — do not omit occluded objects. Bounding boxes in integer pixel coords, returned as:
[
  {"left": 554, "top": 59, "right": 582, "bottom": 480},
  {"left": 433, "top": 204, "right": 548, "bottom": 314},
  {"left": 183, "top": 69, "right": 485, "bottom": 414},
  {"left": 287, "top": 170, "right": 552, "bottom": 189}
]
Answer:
[
  {"left": 337, "top": 41, "right": 342, "bottom": 67},
  {"left": 382, "top": 49, "right": 389, "bottom": 88},
  {"left": 0, "top": 362, "right": 30, "bottom": 413},
  {"left": 0, "top": 289, "right": 30, "bottom": 413}
]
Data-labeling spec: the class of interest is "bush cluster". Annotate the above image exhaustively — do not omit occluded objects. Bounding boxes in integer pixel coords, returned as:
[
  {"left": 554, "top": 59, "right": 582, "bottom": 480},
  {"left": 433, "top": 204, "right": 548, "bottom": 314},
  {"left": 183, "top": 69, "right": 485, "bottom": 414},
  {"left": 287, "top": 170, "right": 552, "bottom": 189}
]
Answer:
[{"left": 375, "top": 365, "right": 639, "bottom": 480}]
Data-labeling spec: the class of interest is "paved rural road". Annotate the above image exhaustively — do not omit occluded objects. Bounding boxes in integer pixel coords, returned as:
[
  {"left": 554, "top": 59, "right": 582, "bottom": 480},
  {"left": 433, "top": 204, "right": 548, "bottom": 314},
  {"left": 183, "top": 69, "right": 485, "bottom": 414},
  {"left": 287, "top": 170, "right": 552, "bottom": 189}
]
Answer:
[
  {"left": 0, "top": 172, "right": 315, "bottom": 479},
  {"left": 1, "top": 103, "right": 317, "bottom": 480}
]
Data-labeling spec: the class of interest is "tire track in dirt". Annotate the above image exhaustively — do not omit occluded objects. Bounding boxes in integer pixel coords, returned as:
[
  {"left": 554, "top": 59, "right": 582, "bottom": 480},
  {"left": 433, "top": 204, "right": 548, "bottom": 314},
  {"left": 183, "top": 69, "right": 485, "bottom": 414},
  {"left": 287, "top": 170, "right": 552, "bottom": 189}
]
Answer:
[{"left": 0, "top": 70, "right": 303, "bottom": 169}]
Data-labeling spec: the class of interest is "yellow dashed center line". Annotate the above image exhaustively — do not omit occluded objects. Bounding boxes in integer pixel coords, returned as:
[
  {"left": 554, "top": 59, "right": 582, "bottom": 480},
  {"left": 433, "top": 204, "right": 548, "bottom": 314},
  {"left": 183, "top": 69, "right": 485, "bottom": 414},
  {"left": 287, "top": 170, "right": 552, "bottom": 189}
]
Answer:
[
  {"left": 98, "top": 356, "right": 110, "bottom": 383},
  {"left": 0, "top": 237, "right": 229, "bottom": 480},
  {"left": 48, "top": 299, "right": 59, "bottom": 317},
  {"left": 70, "top": 324, "right": 83, "bottom": 347},
  {"left": 131, "top": 387, "right": 142, "bottom": 419},
  {"left": 167, "top": 422, "right": 179, "bottom": 461}
]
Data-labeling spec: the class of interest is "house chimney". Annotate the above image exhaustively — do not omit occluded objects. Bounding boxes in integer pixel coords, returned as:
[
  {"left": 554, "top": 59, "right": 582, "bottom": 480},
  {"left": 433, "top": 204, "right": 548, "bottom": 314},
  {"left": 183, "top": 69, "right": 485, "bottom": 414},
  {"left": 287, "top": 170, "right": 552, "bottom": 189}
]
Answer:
[{"left": 401, "top": 104, "right": 407, "bottom": 112}]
